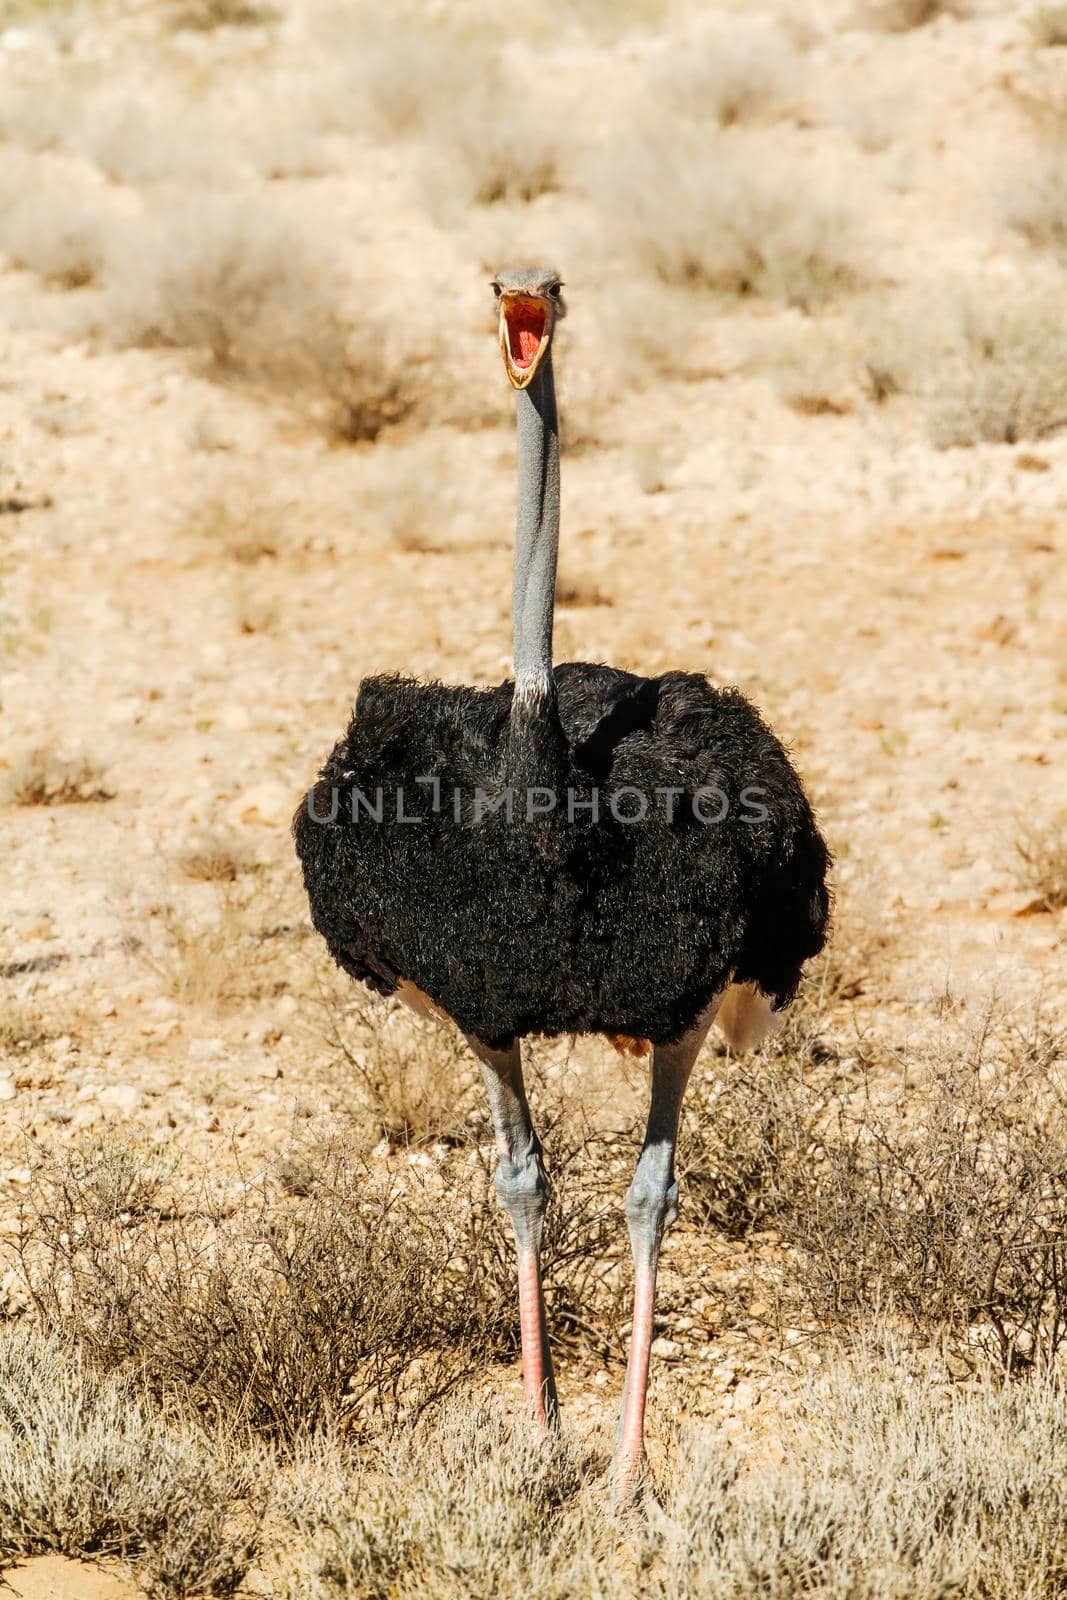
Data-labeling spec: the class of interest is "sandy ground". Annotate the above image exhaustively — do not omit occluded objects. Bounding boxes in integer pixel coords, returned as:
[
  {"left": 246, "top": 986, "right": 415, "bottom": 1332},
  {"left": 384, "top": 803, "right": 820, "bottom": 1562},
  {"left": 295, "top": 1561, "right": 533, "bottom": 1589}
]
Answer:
[{"left": 1, "top": 0, "right": 1066, "bottom": 1573}]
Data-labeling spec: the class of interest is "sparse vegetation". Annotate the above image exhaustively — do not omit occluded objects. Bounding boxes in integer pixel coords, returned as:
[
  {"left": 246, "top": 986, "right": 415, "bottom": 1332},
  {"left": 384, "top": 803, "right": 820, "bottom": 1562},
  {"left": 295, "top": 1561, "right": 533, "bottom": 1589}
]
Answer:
[
  {"left": 169, "top": 0, "right": 275, "bottom": 29},
  {"left": 141, "top": 896, "right": 252, "bottom": 1009},
  {"left": 0, "top": 1325, "right": 264, "bottom": 1597},
  {"left": 1016, "top": 813, "right": 1067, "bottom": 911},
  {"left": 177, "top": 829, "right": 257, "bottom": 883},
  {"left": 105, "top": 200, "right": 418, "bottom": 442},
  {"left": 605, "top": 129, "right": 866, "bottom": 308},
  {"left": 291, "top": 1360, "right": 1067, "bottom": 1600},
  {"left": 4, "top": 747, "right": 114, "bottom": 807},
  {"left": 651, "top": 20, "right": 799, "bottom": 128},
  {"left": 318, "top": 990, "right": 478, "bottom": 1147},
  {"left": 1005, "top": 151, "right": 1067, "bottom": 257},
  {"left": 1, "top": 0, "right": 1066, "bottom": 1590},
  {"left": 854, "top": 0, "right": 967, "bottom": 31},
  {"left": 786, "top": 1003, "right": 1066, "bottom": 1364},
  {"left": 868, "top": 294, "right": 1067, "bottom": 446},
  {"left": 8, "top": 1122, "right": 625, "bottom": 1443},
  {"left": 0, "top": 999, "right": 48, "bottom": 1060},
  {"left": 0, "top": 170, "right": 110, "bottom": 289},
  {"left": 1029, "top": 3, "right": 1067, "bottom": 47}
]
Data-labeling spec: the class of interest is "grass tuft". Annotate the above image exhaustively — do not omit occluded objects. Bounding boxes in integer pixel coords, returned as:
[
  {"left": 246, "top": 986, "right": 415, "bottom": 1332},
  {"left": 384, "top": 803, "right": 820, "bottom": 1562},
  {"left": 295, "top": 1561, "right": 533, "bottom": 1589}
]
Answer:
[
  {"left": 1029, "top": 3, "right": 1067, "bottom": 46},
  {"left": 4, "top": 748, "right": 114, "bottom": 807},
  {"left": 0, "top": 1324, "right": 264, "bottom": 1597},
  {"left": 106, "top": 200, "right": 418, "bottom": 443},
  {"left": 1016, "top": 813, "right": 1067, "bottom": 910},
  {"left": 603, "top": 128, "right": 866, "bottom": 309}
]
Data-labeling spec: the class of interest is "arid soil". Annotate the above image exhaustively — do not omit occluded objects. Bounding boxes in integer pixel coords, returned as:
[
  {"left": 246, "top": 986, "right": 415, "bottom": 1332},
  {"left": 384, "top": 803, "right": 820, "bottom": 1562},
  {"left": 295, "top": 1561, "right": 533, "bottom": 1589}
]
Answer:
[{"left": 1, "top": 0, "right": 1066, "bottom": 1590}]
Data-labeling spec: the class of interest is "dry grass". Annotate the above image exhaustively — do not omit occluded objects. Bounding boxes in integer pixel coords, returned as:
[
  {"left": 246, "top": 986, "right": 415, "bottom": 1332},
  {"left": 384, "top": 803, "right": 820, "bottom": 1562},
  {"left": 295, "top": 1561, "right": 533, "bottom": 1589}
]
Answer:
[
  {"left": 854, "top": 0, "right": 968, "bottom": 30},
  {"left": 0, "top": 998, "right": 49, "bottom": 1061},
  {"left": 1029, "top": 3, "right": 1067, "bottom": 46},
  {"left": 177, "top": 829, "right": 257, "bottom": 883},
  {"left": 426, "top": 80, "right": 562, "bottom": 210},
  {"left": 7, "top": 1121, "right": 625, "bottom": 1444},
  {"left": 141, "top": 895, "right": 253, "bottom": 1009},
  {"left": 0, "top": 164, "right": 111, "bottom": 289},
  {"left": 289, "top": 1401, "right": 603, "bottom": 1600},
  {"left": 316, "top": 8, "right": 501, "bottom": 142},
  {"left": 105, "top": 200, "right": 418, "bottom": 443},
  {"left": 1016, "top": 813, "right": 1067, "bottom": 911},
  {"left": 869, "top": 293, "right": 1067, "bottom": 446},
  {"left": 1005, "top": 151, "right": 1067, "bottom": 257},
  {"left": 290, "top": 1359, "right": 1067, "bottom": 1600},
  {"left": 318, "top": 990, "right": 479, "bottom": 1148},
  {"left": 0, "top": 1324, "right": 264, "bottom": 1597},
  {"left": 604, "top": 129, "right": 866, "bottom": 309},
  {"left": 183, "top": 488, "right": 286, "bottom": 565},
  {"left": 650, "top": 19, "right": 799, "bottom": 128},
  {"left": 4, "top": 747, "right": 115, "bottom": 807},
  {"left": 169, "top": 0, "right": 275, "bottom": 29},
  {"left": 779, "top": 1000, "right": 1067, "bottom": 1365}
]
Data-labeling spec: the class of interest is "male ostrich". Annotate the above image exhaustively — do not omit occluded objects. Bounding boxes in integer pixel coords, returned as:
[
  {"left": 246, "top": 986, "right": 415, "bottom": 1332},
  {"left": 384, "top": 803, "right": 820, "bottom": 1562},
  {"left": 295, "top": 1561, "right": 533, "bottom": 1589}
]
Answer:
[{"left": 295, "top": 268, "right": 830, "bottom": 1491}]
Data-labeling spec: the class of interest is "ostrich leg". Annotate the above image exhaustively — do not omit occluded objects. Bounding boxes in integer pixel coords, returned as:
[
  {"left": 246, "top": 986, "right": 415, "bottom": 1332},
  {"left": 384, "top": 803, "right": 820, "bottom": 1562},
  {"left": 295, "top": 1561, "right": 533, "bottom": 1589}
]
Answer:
[
  {"left": 615, "top": 1007, "right": 716, "bottom": 1496},
  {"left": 467, "top": 1035, "right": 558, "bottom": 1429}
]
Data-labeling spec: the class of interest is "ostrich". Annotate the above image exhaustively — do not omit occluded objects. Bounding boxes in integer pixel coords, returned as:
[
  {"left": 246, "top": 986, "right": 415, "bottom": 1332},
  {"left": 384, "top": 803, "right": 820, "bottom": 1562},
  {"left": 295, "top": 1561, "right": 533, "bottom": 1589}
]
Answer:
[{"left": 294, "top": 267, "right": 830, "bottom": 1492}]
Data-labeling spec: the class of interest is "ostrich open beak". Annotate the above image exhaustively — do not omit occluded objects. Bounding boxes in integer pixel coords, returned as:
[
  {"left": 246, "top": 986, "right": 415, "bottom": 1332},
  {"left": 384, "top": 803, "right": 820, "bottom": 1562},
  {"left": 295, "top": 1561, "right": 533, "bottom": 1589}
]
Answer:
[{"left": 499, "top": 293, "right": 555, "bottom": 389}]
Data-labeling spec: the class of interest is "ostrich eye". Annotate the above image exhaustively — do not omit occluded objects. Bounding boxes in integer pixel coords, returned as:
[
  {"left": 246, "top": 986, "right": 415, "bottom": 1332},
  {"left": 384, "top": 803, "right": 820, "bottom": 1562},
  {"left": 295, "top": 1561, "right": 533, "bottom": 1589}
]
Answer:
[
  {"left": 547, "top": 281, "right": 562, "bottom": 297},
  {"left": 491, "top": 282, "right": 502, "bottom": 298}
]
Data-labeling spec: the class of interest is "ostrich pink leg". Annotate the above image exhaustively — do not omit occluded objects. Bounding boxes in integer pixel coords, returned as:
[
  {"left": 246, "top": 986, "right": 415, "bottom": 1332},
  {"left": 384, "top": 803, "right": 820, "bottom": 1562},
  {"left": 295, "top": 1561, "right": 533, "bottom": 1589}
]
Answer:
[
  {"left": 467, "top": 1035, "right": 558, "bottom": 1429},
  {"left": 615, "top": 1009, "right": 716, "bottom": 1496}
]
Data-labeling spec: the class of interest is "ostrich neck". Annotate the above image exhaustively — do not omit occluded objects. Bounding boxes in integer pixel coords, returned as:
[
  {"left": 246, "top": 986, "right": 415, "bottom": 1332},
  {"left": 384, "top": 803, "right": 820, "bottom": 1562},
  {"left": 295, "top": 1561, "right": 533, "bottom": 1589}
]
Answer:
[
  {"left": 512, "top": 353, "right": 560, "bottom": 700},
  {"left": 508, "top": 352, "right": 564, "bottom": 791}
]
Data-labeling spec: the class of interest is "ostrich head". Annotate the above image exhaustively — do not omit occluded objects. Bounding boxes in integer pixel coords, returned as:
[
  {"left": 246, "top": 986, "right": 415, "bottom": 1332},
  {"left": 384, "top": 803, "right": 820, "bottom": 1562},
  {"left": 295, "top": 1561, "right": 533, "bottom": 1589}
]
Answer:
[{"left": 492, "top": 268, "right": 566, "bottom": 390}]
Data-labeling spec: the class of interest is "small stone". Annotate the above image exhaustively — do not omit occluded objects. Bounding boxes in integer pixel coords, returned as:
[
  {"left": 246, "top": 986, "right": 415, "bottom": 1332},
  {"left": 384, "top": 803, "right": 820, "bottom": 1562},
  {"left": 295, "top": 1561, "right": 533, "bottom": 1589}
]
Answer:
[
  {"left": 651, "top": 1337, "right": 681, "bottom": 1360},
  {"left": 712, "top": 1364, "right": 737, "bottom": 1387},
  {"left": 0, "top": 1077, "right": 16, "bottom": 1102},
  {"left": 732, "top": 1381, "right": 760, "bottom": 1411},
  {"left": 226, "top": 781, "right": 292, "bottom": 829},
  {"left": 98, "top": 1083, "right": 142, "bottom": 1114}
]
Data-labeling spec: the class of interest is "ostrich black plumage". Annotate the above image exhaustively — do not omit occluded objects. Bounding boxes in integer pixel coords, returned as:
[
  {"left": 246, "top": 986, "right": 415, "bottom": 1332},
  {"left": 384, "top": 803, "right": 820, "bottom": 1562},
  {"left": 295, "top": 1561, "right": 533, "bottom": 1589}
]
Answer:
[{"left": 295, "top": 268, "right": 830, "bottom": 1493}]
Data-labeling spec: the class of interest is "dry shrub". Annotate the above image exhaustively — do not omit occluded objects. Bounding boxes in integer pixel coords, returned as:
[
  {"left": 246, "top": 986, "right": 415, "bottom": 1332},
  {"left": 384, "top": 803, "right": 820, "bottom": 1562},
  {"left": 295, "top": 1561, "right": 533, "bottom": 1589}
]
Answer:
[
  {"left": 177, "top": 829, "right": 257, "bottom": 883},
  {"left": 4, "top": 747, "right": 114, "bottom": 806},
  {"left": 680, "top": 1055, "right": 827, "bottom": 1239},
  {"left": 106, "top": 200, "right": 418, "bottom": 443},
  {"left": 290, "top": 1359, "right": 1067, "bottom": 1600},
  {"left": 1030, "top": 3, "right": 1067, "bottom": 45},
  {"left": 233, "top": 583, "right": 279, "bottom": 635},
  {"left": 603, "top": 128, "right": 866, "bottom": 309},
  {"left": 660, "top": 1356, "right": 1067, "bottom": 1600},
  {"left": 293, "top": 1400, "right": 606, "bottom": 1600},
  {"left": 141, "top": 894, "right": 254, "bottom": 1009},
  {"left": 183, "top": 489, "right": 285, "bottom": 565},
  {"left": 782, "top": 1001, "right": 1067, "bottom": 1365},
  {"left": 869, "top": 293, "right": 1067, "bottom": 446},
  {"left": 0, "top": 165, "right": 110, "bottom": 288},
  {"left": 1005, "top": 150, "right": 1067, "bottom": 257},
  {"left": 650, "top": 19, "right": 799, "bottom": 128},
  {"left": 169, "top": 0, "right": 275, "bottom": 28},
  {"left": 1015, "top": 813, "right": 1067, "bottom": 911},
  {"left": 0, "top": 993, "right": 50, "bottom": 1060},
  {"left": 0, "top": 1324, "right": 263, "bottom": 1597},
  {"left": 853, "top": 0, "right": 967, "bottom": 29},
  {"left": 426, "top": 81, "right": 561, "bottom": 209},
  {"left": 9, "top": 1122, "right": 625, "bottom": 1443},
  {"left": 318, "top": 990, "right": 479, "bottom": 1147}
]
